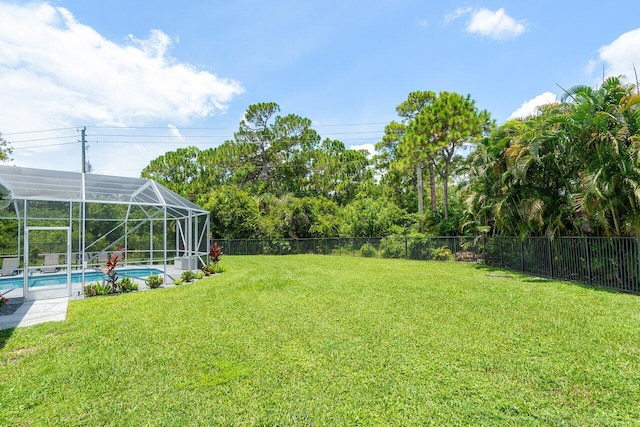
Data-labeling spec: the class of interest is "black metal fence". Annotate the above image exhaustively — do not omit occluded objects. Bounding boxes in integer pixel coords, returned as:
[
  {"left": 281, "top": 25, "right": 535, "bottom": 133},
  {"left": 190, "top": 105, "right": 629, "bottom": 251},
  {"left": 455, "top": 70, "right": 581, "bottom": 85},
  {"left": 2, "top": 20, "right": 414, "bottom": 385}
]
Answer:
[{"left": 217, "top": 236, "right": 640, "bottom": 295}]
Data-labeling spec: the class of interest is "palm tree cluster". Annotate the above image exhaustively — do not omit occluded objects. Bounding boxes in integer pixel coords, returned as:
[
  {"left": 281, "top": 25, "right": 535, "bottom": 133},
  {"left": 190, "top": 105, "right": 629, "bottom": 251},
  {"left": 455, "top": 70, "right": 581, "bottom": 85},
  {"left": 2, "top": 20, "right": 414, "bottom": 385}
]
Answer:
[{"left": 463, "top": 77, "right": 640, "bottom": 237}]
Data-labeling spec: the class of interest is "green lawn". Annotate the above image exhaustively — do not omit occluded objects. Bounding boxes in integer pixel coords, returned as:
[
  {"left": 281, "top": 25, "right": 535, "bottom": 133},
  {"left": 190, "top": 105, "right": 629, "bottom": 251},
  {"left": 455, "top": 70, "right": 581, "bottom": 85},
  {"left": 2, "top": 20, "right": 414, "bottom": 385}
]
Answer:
[{"left": 1, "top": 255, "right": 639, "bottom": 426}]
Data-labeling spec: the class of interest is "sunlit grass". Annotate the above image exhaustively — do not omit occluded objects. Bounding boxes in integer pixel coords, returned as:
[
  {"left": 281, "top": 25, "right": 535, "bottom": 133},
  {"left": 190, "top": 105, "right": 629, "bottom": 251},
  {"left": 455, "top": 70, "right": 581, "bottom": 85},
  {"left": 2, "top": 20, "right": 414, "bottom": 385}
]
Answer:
[{"left": 1, "top": 255, "right": 639, "bottom": 425}]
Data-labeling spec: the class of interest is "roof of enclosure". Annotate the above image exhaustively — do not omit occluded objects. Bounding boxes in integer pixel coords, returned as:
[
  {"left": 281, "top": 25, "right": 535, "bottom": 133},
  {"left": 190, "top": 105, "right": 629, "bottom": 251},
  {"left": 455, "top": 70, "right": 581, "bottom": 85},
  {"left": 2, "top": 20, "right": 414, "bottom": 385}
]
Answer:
[{"left": 0, "top": 165, "right": 207, "bottom": 215}]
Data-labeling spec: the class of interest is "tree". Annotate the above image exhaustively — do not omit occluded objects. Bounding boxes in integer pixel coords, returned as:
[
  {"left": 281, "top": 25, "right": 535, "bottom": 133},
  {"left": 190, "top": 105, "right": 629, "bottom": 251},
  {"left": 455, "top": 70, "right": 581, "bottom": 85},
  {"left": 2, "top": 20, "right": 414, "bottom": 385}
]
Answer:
[
  {"left": 306, "top": 139, "right": 373, "bottom": 205},
  {"left": 339, "top": 198, "right": 408, "bottom": 237},
  {"left": 234, "top": 102, "right": 321, "bottom": 195},
  {"left": 561, "top": 77, "right": 640, "bottom": 235},
  {"left": 141, "top": 146, "right": 201, "bottom": 200},
  {"left": 376, "top": 91, "right": 438, "bottom": 215},
  {"left": 405, "top": 92, "right": 491, "bottom": 220},
  {"left": 202, "top": 185, "right": 260, "bottom": 239},
  {"left": 0, "top": 133, "right": 12, "bottom": 163}
]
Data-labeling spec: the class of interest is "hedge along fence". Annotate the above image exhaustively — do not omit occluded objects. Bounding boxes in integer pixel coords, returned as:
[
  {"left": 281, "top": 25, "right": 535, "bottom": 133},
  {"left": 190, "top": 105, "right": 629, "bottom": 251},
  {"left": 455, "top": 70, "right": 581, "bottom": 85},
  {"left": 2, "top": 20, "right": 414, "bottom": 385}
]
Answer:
[
  {"left": 218, "top": 236, "right": 640, "bottom": 295},
  {"left": 218, "top": 236, "right": 482, "bottom": 261}
]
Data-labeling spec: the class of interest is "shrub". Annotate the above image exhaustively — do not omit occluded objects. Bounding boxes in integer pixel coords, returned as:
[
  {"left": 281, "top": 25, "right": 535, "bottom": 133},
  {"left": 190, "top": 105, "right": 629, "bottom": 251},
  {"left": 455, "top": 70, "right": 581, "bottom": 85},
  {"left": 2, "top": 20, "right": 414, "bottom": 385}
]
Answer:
[
  {"left": 379, "top": 236, "right": 405, "bottom": 259},
  {"left": 202, "top": 263, "right": 215, "bottom": 276},
  {"left": 433, "top": 246, "right": 454, "bottom": 261},
  {"left": 145, "top": 275, "right": 163, "bottom": 289},
  {"left": 407, "top": 237, "right": 433, "bottom": 260},
  {"left": 181, "top": 270, "right": 196, "bottom": 283},
  {"left": 83, "top": 281, "right": 112, "bottom": 297},
  {"left": 194, "top": 272, "right": 204, "bottom": 280},
  {"left": 119, "top": 277, "right": 138, "bottom": 293},
  {"left": 173, "top": 279, "right": 184, "bottom": 286},
  {"left": 1, "top": 295, "right": 9, "bottom": 307},
  {"left": 360, "top": 243, "right": 377, "bottom": 258}
]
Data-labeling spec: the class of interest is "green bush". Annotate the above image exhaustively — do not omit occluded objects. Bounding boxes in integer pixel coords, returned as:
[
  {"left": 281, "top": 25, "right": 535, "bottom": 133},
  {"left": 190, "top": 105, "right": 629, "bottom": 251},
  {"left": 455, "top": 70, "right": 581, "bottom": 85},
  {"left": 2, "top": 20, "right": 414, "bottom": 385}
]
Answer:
[
  {"left": 173, "top": 279, "right": 184, "bottom": 286},
  {"left": 379, "top": 236, "right": 405, "bottom": 259},
  {"left": 213, "top": 263, "right": 227, "bottom": 273},
  {"left": 83, "top": 281, "right": 111, "bottom": 297},
  {"left": 194, "top": 272, "right": 204, "bottom": 280},
  {"left": 181, "top": 270, "right": 196, "bottom": 283},
  {"left": 360, "top": 243, "right": 377, "bottom": 258},
  {"left": 433, "top": 246, "right": 454, "bottom": 261},
  {"left": 407, "top": 237, "right": 433, "bottom": 260},
  {"left": 145, "top": 275, "right": 163, "bottom": 289},
  {"left": 119, "top": 277, "right": 138, "bottom": 293}
]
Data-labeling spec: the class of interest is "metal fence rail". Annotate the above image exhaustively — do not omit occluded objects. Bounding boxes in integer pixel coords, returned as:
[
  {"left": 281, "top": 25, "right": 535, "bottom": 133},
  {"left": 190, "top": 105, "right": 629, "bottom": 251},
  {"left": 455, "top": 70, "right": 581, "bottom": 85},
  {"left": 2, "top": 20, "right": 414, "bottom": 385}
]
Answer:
[{"left": 217, "top": 236, "right": 640, "bottom": 295}]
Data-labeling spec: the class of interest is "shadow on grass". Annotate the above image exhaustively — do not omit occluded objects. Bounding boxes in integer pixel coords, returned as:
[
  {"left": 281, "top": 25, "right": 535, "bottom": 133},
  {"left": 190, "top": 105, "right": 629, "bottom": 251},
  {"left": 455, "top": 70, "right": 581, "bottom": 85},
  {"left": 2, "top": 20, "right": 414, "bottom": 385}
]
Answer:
[
  {"left": 0, "top": 327, "right": 14, "bottom": 350},
  {"left": 474, "top": 263, "right": 637, "bottom": 296}
]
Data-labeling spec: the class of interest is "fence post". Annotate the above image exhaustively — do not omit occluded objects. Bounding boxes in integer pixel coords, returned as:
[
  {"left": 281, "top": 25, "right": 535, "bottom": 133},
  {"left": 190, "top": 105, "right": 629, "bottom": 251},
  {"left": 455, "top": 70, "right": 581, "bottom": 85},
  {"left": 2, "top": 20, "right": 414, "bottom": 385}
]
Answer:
[
  {"left": 521, "top": 240, "right": 525, "bottom": 272},
  {"left": 585, "top": 238, "right": 591, "bottom": 285},
  {"left": 548, "top": 237, "right": 554, "bottom": 279},
  {"left": 404, "top": 235, "right": 408, "bottom": 259},
  {"left": 499, "top": 237, "right": 504, "bottom": 267},
  {"left": 637, "top": 238, "right": 640, "bottom": 293}
]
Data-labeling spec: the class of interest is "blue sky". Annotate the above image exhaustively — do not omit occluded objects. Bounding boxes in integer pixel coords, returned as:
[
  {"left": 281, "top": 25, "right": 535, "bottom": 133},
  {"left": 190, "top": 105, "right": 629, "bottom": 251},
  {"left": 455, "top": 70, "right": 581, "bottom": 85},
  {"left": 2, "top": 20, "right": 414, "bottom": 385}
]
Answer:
[{"left": 1, "top": 0, "right": 639, "bottom": 176}]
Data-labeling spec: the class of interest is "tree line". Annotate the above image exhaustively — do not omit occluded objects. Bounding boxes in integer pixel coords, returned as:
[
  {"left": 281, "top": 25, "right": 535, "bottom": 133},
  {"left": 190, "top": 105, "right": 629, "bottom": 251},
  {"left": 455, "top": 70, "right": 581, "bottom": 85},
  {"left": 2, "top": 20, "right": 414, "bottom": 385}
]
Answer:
[{"left": 140, "top": 77, "right": 640, "bottom": 239}]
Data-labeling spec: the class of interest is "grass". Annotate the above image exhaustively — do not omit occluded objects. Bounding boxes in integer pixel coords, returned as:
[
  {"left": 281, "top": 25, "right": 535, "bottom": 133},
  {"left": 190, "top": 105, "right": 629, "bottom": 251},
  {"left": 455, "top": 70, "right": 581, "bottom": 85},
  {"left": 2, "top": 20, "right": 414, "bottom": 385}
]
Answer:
[{"left": 1, "top": 255, "right": 639, "bottom": 426}]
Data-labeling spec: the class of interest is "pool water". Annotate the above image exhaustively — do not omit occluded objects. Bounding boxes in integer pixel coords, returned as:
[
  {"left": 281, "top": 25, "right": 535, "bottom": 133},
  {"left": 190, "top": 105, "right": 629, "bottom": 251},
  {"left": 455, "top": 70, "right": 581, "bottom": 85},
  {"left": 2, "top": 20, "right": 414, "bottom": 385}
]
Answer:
[{"left": 0, "top": 268, "right": 164, "bottom": 291}]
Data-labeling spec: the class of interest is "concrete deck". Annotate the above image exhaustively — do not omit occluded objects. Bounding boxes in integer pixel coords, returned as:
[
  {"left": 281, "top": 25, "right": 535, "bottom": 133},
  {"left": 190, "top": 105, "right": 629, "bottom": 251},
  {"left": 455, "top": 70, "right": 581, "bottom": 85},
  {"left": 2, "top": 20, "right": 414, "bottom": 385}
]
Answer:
[{"left": 0, "top": 297, "right": 69, "bottom": 330}]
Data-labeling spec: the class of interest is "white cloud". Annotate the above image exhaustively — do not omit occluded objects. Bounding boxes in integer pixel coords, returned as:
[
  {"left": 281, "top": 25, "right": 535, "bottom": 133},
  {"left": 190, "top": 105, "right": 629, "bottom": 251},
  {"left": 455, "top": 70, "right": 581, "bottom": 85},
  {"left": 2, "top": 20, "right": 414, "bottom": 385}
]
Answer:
[
  {"left": 350, "top": 143, "right": 376, "bottom": 158},
  {"left": 598, "top": 28, "right": 640, "bottom": 84},
  {"left": 444, "top": 7, "right": 472, "bottom": 24},
  {"left": 168, "top": 124, "right": 184, "bottom": 141},
  {"left": 0, "top": 2, "right": 243, "bottom": 176},
  {"left": 508, "top": 92, "right": 558, "bottom": 120},
  {"left": 445, "top": 7, "right": 525, "bottom": 40},
  {"left": 466, "top": 8, "right": 526, "bottom": 40}
]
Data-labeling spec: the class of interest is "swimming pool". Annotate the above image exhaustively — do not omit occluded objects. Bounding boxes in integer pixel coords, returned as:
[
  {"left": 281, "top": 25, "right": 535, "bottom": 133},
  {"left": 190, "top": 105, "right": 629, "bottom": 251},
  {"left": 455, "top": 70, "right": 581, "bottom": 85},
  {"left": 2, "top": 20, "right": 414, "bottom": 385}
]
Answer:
[{"left": 0, "top": 268, "right": 164, "bottom": 291}]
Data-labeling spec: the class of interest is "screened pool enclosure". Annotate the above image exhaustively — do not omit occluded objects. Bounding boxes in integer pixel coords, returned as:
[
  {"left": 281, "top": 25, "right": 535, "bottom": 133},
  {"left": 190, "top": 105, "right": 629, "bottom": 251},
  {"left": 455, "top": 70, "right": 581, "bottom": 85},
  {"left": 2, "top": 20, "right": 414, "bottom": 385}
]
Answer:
[{"left": 0, "top": 165, "right": 210, "bottom": 300}]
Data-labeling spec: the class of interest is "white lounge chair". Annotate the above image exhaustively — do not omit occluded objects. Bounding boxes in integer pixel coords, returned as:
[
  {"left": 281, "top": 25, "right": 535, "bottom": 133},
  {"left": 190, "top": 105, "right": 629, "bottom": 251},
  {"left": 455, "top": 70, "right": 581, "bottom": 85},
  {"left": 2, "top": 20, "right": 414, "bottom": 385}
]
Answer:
[
  {"left": 0, "top": 257, "right": 19, "bottom": 276},
  {"left": 40, "top": 253, "right": 59, "bottom": 273}
]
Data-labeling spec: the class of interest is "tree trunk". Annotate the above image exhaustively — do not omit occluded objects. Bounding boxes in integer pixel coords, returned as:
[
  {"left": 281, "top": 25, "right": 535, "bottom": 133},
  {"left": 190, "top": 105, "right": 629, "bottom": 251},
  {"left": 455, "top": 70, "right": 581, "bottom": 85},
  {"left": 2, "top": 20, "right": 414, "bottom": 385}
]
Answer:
[
  {"left": 429, "top": 163, "right": 437, "bottom": 212},
  {"left": 416, "top": 163, "right": 424, "bottom": 215},
  {"left": 443, "top": 162, "right": 449, "bottom": 220}
]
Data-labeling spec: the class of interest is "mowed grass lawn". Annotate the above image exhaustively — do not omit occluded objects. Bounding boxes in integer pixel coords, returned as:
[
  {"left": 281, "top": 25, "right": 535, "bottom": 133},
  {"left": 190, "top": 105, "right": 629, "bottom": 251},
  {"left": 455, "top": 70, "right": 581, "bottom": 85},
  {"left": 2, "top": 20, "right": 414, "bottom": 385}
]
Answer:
[{"left": 1, "top": 255, "right": 639, "bottom": 426}]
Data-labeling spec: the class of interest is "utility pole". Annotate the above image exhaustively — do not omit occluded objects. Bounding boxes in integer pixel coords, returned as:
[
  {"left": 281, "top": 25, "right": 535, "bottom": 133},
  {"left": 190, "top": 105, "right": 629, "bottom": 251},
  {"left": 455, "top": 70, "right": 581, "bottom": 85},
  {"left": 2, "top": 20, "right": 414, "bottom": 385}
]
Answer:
[{"left": 81, "top": 127, "right": 87, "bottom": 173}]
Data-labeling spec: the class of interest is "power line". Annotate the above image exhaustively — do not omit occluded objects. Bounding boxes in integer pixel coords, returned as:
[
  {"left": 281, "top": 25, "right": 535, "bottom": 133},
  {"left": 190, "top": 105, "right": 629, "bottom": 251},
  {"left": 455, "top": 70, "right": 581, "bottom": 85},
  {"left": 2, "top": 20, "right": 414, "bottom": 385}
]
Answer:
[
  {"left": 11, "top": 141, "right": 78, "bottom": 151},
  {"left": 1, "top": 127, "right": 79, "bottom": 136}
]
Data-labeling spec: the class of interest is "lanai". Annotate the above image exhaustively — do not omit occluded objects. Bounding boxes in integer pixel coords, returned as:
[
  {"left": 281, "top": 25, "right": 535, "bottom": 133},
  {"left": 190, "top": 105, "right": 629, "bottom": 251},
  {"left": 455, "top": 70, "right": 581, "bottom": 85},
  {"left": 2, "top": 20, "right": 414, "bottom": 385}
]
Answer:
[{"left": 0, "top": 165, "right": 209, "bottom": 300}]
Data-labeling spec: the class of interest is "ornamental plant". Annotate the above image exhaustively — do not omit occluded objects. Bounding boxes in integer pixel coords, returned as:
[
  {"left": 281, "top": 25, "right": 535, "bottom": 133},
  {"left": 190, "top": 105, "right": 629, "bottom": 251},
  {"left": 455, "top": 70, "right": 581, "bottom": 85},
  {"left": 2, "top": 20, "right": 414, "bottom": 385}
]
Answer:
[
  {"left": 145, "top": 274, "right": 163, "bottom": 289},
  {"left": 99, "top": 254, "right": 121, "bottom": 293},
  {"left": 181, "top": 270, "right": 196, "bottom": 283},
  {"left": 0, "top": 295, "right": 8, "bottom": 307},
  {"left": 209, "top": 242, "right": 223, "bottom": 265}
]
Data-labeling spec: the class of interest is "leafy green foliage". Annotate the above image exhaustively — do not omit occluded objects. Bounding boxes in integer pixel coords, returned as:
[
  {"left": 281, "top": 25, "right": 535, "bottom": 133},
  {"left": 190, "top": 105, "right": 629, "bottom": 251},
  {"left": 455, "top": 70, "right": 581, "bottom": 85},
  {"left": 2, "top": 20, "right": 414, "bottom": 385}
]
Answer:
[
  {"left": 82, "top": 281, "right": 111, "bottom": 297},
  {"left": 145, "top": 275, "right": 163, "bottom": 289},
  {"left": 181, "top": 270, "right": 196, "bottom": 282},
  {"left": 379, "top": 235, "right": 405, "bottom": 258},
  {"left": 463, "top": 77, "right": 640, "bottom": 237},
  {"left": 359, "top": 242, "right": 377, "bottom": 257},
  {"left": 433, "top": 246, "right": 454, "bottom": 261},
  {"left": 339, "top": 198, "right": 407, "bottom": 237},
  {"left": 118, "top": 277, "right": 138, "bottom": 293}
]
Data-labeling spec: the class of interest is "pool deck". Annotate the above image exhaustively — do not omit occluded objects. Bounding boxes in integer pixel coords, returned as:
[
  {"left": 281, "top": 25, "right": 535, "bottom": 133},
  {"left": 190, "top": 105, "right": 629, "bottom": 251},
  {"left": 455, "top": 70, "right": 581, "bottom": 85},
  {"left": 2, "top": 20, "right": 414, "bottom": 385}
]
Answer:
[
  {"left": 0, "top": 264, "right": 184, "bottom": 331},
  {"left": 0, "top": 297, "right": 69, "bottom": 330}
]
